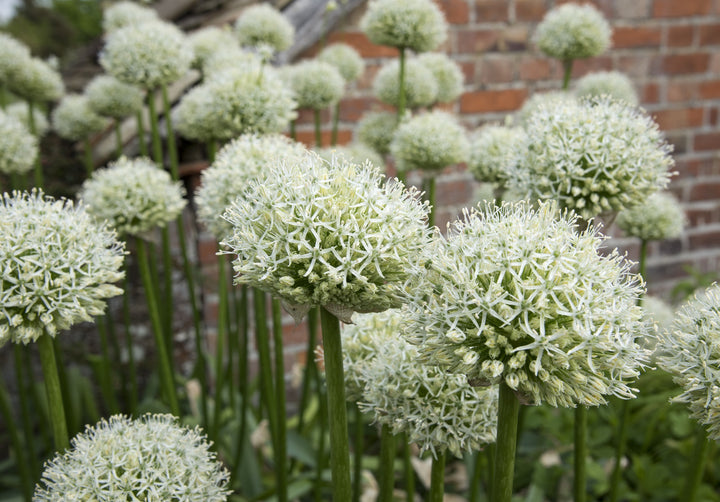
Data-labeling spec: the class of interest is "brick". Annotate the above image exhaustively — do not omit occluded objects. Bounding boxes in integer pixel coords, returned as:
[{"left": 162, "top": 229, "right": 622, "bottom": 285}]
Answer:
[
  {"left": 667, "top": 25, "right": 695, "bottom": 47},
  {"left": 459, "top": 89, "right": 528, "bottom": 113},
  {"left": 435, "top": 0, "right": 470, "bottom": 24},
  {"left": 515, "top": 0, "right": 546, "bottom": 21},
  {"left": 294, "top": 129, "right": 352, "bottom": 148},
  {"left": 689, "top": 229, "right": 720, "bottom": 250},
  {"left": 499, "top": 26, "right": 529, "bottom": 52},
  {"left": 711, "top": 107, "right": 719, "bottom": 126},
  {"left": 475, "top": 57, "right": 516, "bottom": 84},
  {"left": 667, "top": 81, "right": 699, "bottom": 102},
  {"left": 455, "top": 29, "right": 501, "bottom": 53},
  {"left": 436, "top": 178, "right": 474, "bottom": 206},
  {"left": 326, "top": 31, "right": 398, "bottom": 58},
  {"left": 653, "top": 108, "right": 704, "bottom": 129},
  {"left": 519, "top": 56, "right": 552, "bottom": 80},
  {"left": 614, "top": 0, "right": 651, "bottom": 18},
  {"left": 662, "top": 53, "right": 711, "bottom": 74},
  {"left": 612, "top": 26, "right": 662, "bottom": 48},
  {"left": 641, "top": 82, "right": 660, "bottom": 103},
  {"left": 459, "top": 61, "right": 475, "bottom": 82},
  {"left": 337, "top": 97, "right": 375, "bottom": 122},
  {"left": 699, "top": 23, "right": 720, "bottom": 45},
  {"left": 475, "top": 0, "right": 509, "bottom": 22},
  {"left": 653, "top": 0, "right": 712, "bottom": 16},
  {"left": 694, "top": 132, "right": 720, "bottom": 151},
  {"left": 617, "top": 54, "right": 658, "bottom": 79},
  {"left": 571, "top": 56, "right": 613, "bottom": 78}
]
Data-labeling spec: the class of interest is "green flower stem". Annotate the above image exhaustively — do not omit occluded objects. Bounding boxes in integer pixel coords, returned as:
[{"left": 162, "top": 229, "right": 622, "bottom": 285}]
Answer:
[
  {"left": 0, "top": 86, "right": 7, "bottom": 109},
  {"left": 161, "top": 84, "right": 179, "bottom": 180},
  {"left": 403, "top": 435, "right": 416, "bottom": 502},
  {"left": 314, "top": 109, "right": 323, "bottom": 148},
  {"left": 52, "top": 337, "right": 77, "bottom": 436},
  {"left": 314, "top": 383, "right": 328, "bottom": 502},
  {"left": 429, "top": 450, "right": 447, "bottom": 502},
  {"left": 290, "top": 119, "right": 297, "bottom": 142},
  {"left": 574, "top": 405, "right": 588, "bottom": 502},
  {"left": 298, "top": 307, "right": 319, "bottom": 433},
  {"left": 208, "top": 140, "right": 217, "bottom": 164},
  {"left": 331, "top": 101, "right": 340, "bottom": 146},
  {"left": 320, "top": 306, "right": 352, "bottom": 501},
  {"left": 272, "top": 298, "right": 289, "bottom": 502},
  {"left": 397, "top": 47, "right": 407, "bottom": 123},
  {"left": 96, "top": 319, "right": 120, "bottom": 414},
  {"left": 136, "top": 110, "right": 148, "bottom": 157},
  {"left": 427, "top": 176, "right": 437, "bottom": 228},
  {"left": 147, "top": 90, "right": 164, "bottom": 166},
  {"left": 10, "top": 172, "right": 24, "bottom": 191},
  {"left": 0, "top": 382, "right": 32, "bottom": 501},
  {"left": 212, "top": 255, "right": 229, "bottom": 442},
  {"left": 160, "top": 226, "right": 174, "bottom": 344},
  {"left": 37, "top": 334, "right": 70, "bottom": 451},
  {"left": 562, "top": 59, "right": 574, "bottom": 90},
  {"left": 27, "top": 100, "right": 43, "bottom": 188},
  {"left": 379, "top": 424, "right": 396, "bottom": 502},
  {"left": 114, "top": 120, "right": 123, "bottom": 158},
  {"left": 253, "top": 288, "right": 279, "bottom": 453},
  {"left": 230, "top": 285, "right": 249, "bottom": 486},
  {"left": 352, "top": 402, "right": 364, "bottom": 502},
  {"left": 13, "top": 346, "right": 39, "bottom": 481},
  {"left": 493, "top": 382, "right": 520, "bottom": 502},
  {"left": 639, "top": 239, "right": 648, "bottom": 282},
  {"left": 122, "top": 273, "right": 139, "bottom": 413},
  {"left": 83, "top": 138, "right": 93, "bottom": 177},
  {"left": 136, "top": 237, "right": 180, "bottom": 416},
  {"left": 684, "top": 426, "right": 710, "bottom": 502},
  {"left": 609, "top": 400, "right": 630, "bottom": 502}
]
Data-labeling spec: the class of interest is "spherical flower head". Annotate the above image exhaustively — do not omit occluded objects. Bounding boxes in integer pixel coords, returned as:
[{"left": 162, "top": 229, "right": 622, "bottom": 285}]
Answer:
[
  {"left": 417, "top": 52, "right": 463, "bottom": 104},
  {"left": 234, "top": 4, "right": 294, "bottom": 52},
  {"left": 468, "top": 124, "right": 527, "bottom": 184},
  {"left": 222, "top": 151, "right": 432, "bottom": 323},
  {"left": 516, "top": 90, "right": 576, "bottom": 125},
  {"left": 357, "top": 311, "right": 497, "bottom": 458},
  {"left": 6, "top": 101, "right": 49, "bottom": 137},
  {"left": 510, "top": 96, "right": 674, "bottom": 220},
  {"left": 360, "top": 0, "right": 447, "bottom": 53},
  {"left": 373, "top": 58, "right": 437, "bottom": 109},
  {"left": 102, "top": 1, "right": 158, "bottom": 33},
  {"left": 0, "top": 190, "right": 124, "bottom": 346},
  {"left": 390, "top": 110, "right": 469, "bottom": 173},
  {"left": 100, "top": 20, "right": 193, "bottom": 89},
  {"left": 318, "top": 43, "right": 365, "bottom": 83},
  {"left": 79, "top": 156, "right": 186, "bottom": 237},
  {"left": 316, "top": 143, "right": 385, "bottom": 171},
  {"left": 534, "top": 3, "right": 611, "bottom": 61},
  {"left": 0, "top": 33, "right": 31, "bottom": 85},
  {"left": 574, "top": 71, "right": 638, "bottom": 105},
  {"left": 0, "top": 112, "right": 38, "bottom": 176},
  {"left": 642, "top": 295, "right": 675, "bottom": 354},
  {"left": 8, "top": 57, "right": 64, "bottom": 103},
  {"left": 189, "top": 26, "right": 240, "bottom": 70},
  {"left": 34, "top": 414, "right": 230, "bottom": 501},
  {"left": 402, "top": 201, "right": 649, "bottom": 407},
  {"left": 200, "top": 45, "right": 262, "bottom": 77},
  {"left": 355, "top": 110, "right": 398, "bottom": 155},
  {"left": 85, "top": 74, "right": 144, "bottom": 119},
  {"left": 616, "top": 192, "right": 685, "bottom": 242},
  {"left": 196, "top": 134, "right": 307, "bottom": 240},
  {"left": 285, "top": 60, "right": 345, "bottom": 110},
  {"left": 52, "top": 94, "right": 109, "bottom": 142}
]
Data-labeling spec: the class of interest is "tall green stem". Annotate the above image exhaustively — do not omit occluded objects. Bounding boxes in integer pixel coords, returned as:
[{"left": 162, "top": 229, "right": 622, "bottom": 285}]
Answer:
[
  {"left": 403, "top": 435, "right": 416, "bottom": 502},
  {"left": 147, "top": 90, "right": 163, "bottom": 166},
  {"left": 314, "top": 109, "right": 323, "bottom": 148},
  {"left": 272, "top": 299, "right": 288, "bottom": 502},
  {"left": 96, "top": 319, "right": 119, "bottom": 414},
  {"left": 0, "top": 382, "right": 32, "bottom": 501},
  {"left": 331, "top": 101, "right": 340, "bottom": 146},
  {"left": 574, "top": 406, "right": 588, "bottom": 502},
  {"left": 37, "top": 334, "right": 69, "bottom": 451},
  {"left": 427, "top": 176, "right": 437, "bottom": 228},
  {"left": 639, "top": 239, "right": 648, "bottom": 282},
  {"left": 684, "top": 427, "right": 710, "bottom": 502},
  {"left": 298, "top": 307, "right": 319, "bottom": 432},
  {"left": 114, "top": 120, "right": 123, "bottom": 158},
  {"left": 212, "top": 255, "right": 229, "bottom": 441},
  {"left": 429, "top": 450, "right": 447, "bottom": 502},
  {"left": 83, "top": 138, "right": 93, "bottom": 177},
  {"left": 493, "top": 382, "right": 520, "bottom": 502},
  {"left": 13, "top": 346, "right": 39, "bottom": 481},
  {"left": 253, "top": 288, "right": 278, "bottom": 450},
  {"left": 161, "top": 85, "right": 179, "bottom": 180},
  {"left": 397, "top": 47, "right": 407, "bottom": 123},
  {"left": 379, "top": 424, "right": 396, "bottom": 502},
  {"left": 352, "top": 402, "right": 364, "bottom": 502},
  {"left": 290, "top": 119, "right": 297, "bottom": 142},
  {"left": 609, "top": 400, "right": 630, "bottom": 502},
  {"left": 27, "top": 101, "right": 43, "bottom": 188},
  {"left": 562, "top": 59, "right": 574, "bottom": 90},
  {"left": 136, "top": 110, "right": 148, "bottom": 157},
  {"left": 122, "top": 273, "right": 138, "bottom": 413},
  {"left": 160, "top": 226, "right": 174, "bottom": 344}
]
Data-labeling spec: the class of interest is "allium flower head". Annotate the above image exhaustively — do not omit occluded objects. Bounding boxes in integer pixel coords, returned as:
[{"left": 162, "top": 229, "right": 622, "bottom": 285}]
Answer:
[
  {"left": 0, "top": 190, "right": 124, "bottom": 346},
  {"left": 222, "top": 151, "right": 431, "bottom": 323},
  {"left": 285, "top": 60, "right": 345, "bottom": 110},
  {"left": 102, "top": 1, "right": 159, "bottom": 33},
  {"left": 8, "top": 57, "right": 64, "bottom": 103},
  {"left": 390, "top": 110, "right": 469, "bottom": 173},
  {"left": 189, "top": 26, "right": 239, "bottom": 70},
  {"left": 574, "top": 71, "right": 639, "bottom": 105},
  {"left": 0, "top": 33, "right": 31, "bottom": 86},
  {"left": 616, "top": 192, "right": 685, "bottom": 242},
  {"left": 510, "top": 96, "right": 674, "bottom": 220},
  {"left": 402, "top": 201, "right": 648, "bottom": 407},
  {"left": 100, "top": 20, "right": 193, "bottom": 89},
  {"left": 360, "top": 0, "right": 447, "bottom": 53},
  {"left": 318, "top": 43, "right": 365, "bottom": 83},
  {"left": 468, "top": 124, "right": 527, "bottom": 184},
  {"left": 234, "top": 4, "right": 294, "bottom": 52},
  {"left": 201, "top": 46, "right": 262, "bottom": 77},
  {"left": 516, "top": 91, "right": 576, "bottom": 125},
  {"left": 534, "top": 3, "right": 611, "bottom": 61},
  {"left": 52, "top": 94, "right": 109, "bottom": 142},
  {"left": 355, "top": 110, "right": 398, "bottom": 155},
  {"left": 6, "top": 101, "right": 49, "bottom": 137},
  {"left": 34, "top": 414, "right": 230, "bottom": 501},
  {"left": 417, "top": 52, "right": 463, "bottom": 104},
  {"left": 79, "top": 157, "right": 186, "bottom": 237},
  {"left": 85, "top": 75, "right": 144, "bottom": 119},
  {"left": 373, "top": 58, "right": 437, "bottom": 109},
  {"left": 196, "top": 134, "right": 307, "bottom": 240},
  {"left": 0, "top": 112, "right": 38, "bottom": 175},
  {"left": 317, "top": 143, "right": 385, "bottom": 171}
]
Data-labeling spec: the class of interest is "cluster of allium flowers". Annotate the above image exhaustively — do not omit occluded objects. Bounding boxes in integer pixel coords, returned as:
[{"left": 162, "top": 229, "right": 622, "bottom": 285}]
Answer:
[
  {"left": 616, "top": 192, "right": 685, "bottom": 242},
  {"left": 102, "top": 1, "right": 158, "bottom": 33},
  {"left": 357, "top": 311, "right": 497, "bottom": 458},
  {"left": 574, "top": 71, "right": 638, "bottom": 105},
  {"left": 534, "top": 3, "right": 611, "bottom": 61},
  {"left": 316, "top": 143, "right": 385, "bottom": 170},
  {"left": 402, "top": 201, "right": 649, "bottom": 407},
  {"left": 52, "top": 94, "right": 109, "bottom": 142},
  {"left": 391, "top": 110, "right": 469, "bottom": 173},
  {"left": 468, "top": 124, "right": 527, "bottom": 184},
  {"left": 360, "top": 0, "right": 447, "bottom": 53},
  {"left": 0, "top": 190, "right": 124, "bottom": 346},
  {"left": 6, "top": 101, "right": 49, "bottom": 136},
  {"left": 417, "top": 52, "right": 463, "bottom": 104},
  {"left": 510, "top": 96, "right": 674, "bottom": 220},
  {"left": 516, "top": 91, "right": 576, "bottom": 125},
  {"left": 8, "top": 57, "right": 64, "bottom": 103},
  {"left": 285, "top": 60, "right": 345, "bottom": 110},
  {"left": 222, "top": 151, "right": 431, "bottom": 323},
  {"left": 318, "top": 43, "right": 365, "bottom": 83},
  {"left": 100, "top": 20, "right": 193, "bottom": 89},
  {"left": 34, "top": 414, "right": 230, "bottom": 502},
  {"left": 196, "top": 134, "right": 307, "bottom": 240},
  {"left": 355, "top": 110, "right": 397, "bottom": 155},
  {"left": 85, "top": 75, "right": 144, "bottom": 119},
  {"left": 189, "top": 26, "right": 239, "bottom": 70},
  {"left": 373, "top": 58, "right": 437, "bottom": 109},
  {"left": 234, "top": 3, "right": 294, "bottom": 52},
  {"left": 79, "top": 157, "right": 186, "bottom": 237},
  {"left": 201, "top": 46, "right": 261, "bottom": 76},
  {"left": 0, "top": 112, "right": 38, "bottom": 175},
  {"left": 0, "top": 33, "right": 30, "bottom": 86}
]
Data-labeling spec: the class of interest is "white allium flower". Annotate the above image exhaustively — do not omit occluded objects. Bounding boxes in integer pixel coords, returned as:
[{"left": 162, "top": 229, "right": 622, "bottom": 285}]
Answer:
[
  {"left": 222, "top": 151, "right": 431, "bottom": 323},
  {"left": 516, "top": 91, "right": 576, "bottom": 125},
  {"left": 534, "top": 3, "right": 611, "bottom": 61},
  {"left": 657, "top": 285, "right": 720, "bottom": 439},
  {"left": 85, "top": 74, "right": 144, "bottom": 119},
  {"left": 355, "top": 110, "right": 397, "bottom": 155},
  {"left": 234, "top": 4, "right": 294, "bottom": 52},
  {"left": 316, "top": 143, "right": 385, "bottom": 171},
  {"left": 196, "top": 134, "right": 307, "bottom": 240},
  {"left": 200, "top": 45, "right": 262, "bottom": 77},
  {"left": 0, "top": 111, "right": 38, "bottom": 175},
  {"left": 417, "top": 52, "right": 463, "bottom": 104},
  {"left": 6, "top": 101, "right": 49, "bottom": 137},
  {"left": 643, "top": 295, "right": 675, "bottom": 350},
  {"left": 79, "top": 156, "right": 186, "bottom": 236},
  {"left": 0, "top": 190, "right": 124, "bottom": 346},
  {"left": 34, "top": 414, "right": 230, "bottom": 502},
  {"left": 616, "top": 192, "right": 685, "bottom": 242},
  {"left": 102, "top": 1, "right": 158, "bottom": 33},
  {"left": 373, "top": 58, "right": 437, "bottom": 109},
  {"left": 0, "top": 33, "right": 30, "bottom": 86},
  {"left": 100, "top": 20, "right": 193, "bottom": 89},
  {"left": 360, "top": 0, "right": 447, "bottom": 53},
  {"left": 357, "top": 311, "right": 497, "bottom": 458},
  {"left": 318, "top": 43, "right": 365, "bottom": 83},
  {"left": 7, "top": 57, "right": 64, "bottom": 103},
  {"left": 468, "top": 124, "right": 527, "bottom": 184},
  {"left": 52, "top": 94, "right": 109, "bottom": 142},
  {"left": 390, "top": 110, "right": 469, "bottom": 173},
  {"left": 189, "top": 26, "right": 239, "bottom": 70},
  {"left": 509, "top": 96, "right": 674, "bottom": 220},
  {"left": 285, "top": 60, "right": 345, "bottom": 110},
  {"left": 574, "top": 71, "right": 639, "bottom": 105},
  {"left": 402, "top": 201, "right": 649, "bottom": 407}
]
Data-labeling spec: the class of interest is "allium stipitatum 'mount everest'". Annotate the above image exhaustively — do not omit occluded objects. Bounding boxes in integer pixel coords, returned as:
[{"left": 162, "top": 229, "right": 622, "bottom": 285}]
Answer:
[
  {"left": 360, "top": 0, "right": 448, "bottom": 53},
  {"left": 402, "top": 201, "right": 649, "bottom": 407}
]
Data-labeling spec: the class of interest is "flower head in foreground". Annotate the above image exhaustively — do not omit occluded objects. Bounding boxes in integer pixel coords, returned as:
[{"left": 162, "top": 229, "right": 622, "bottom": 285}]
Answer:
[
  {"left": 79, "top": 157, "right": 186, "bottom": 237},
  {"left": 616, "top": 192, "right": 685, "bottom": 242},
  {"left": 357, "top": 311, "right": 497, "bottom": 458},
  {"left": 34, "top": 414, "right": 229, "bottom": 501},
  {"left": 390, "top": 110, "right": 469, "bottom": 173},
  {"left": 355, "top": 110, "right": 398, "bottom": 156},
  {"left": 222, "top": 151, "right": 431, "bottom": 323},
  {"left": 534, "top": 3, "right": 611, "bottom": 61},
  {"left": 574, "top": 70, "right": 639, "bottom": 105},
  {"left": 510, "top": 96, "right": 674, "bottom": 220},
  {"left": 468, "top": 124, "right": 527, "bottom": 185},
  {"left": 189, "top": 26, "right": 240, "bottom": 70},
  {"left": 52, "top": 94, "right": 109, "bottom": 142},
  {"left": 417, "top": 52, "right": 463, "bottom": 104},
  {"left": 0, "top": 112, "right": 38, "bottom": 175},
  {"left": 0, "top": 190, "right": 124, "bottom": 346},
  {"left": 102, "top": 1, "right": 158, "bottom": 33},
  {"left": 6, "top": 101, "right": 49, "bottom": 137},
  {"left": 234, "top": 3, "right": 294, "bottom": 52},
  {"left": 657, "top": 285, "right": 720, "bottom": 439},
  {"left": 8, "top": 57, "right": 64, "bottom": 103},
  {"left": 316, "top": 143, "right": 385, "bottom": 171},
  {"left": 360, "top": 0, "right": 447, "bottom": 53},
  {"left": 402, "top": 201, "right": 648, "bottom": 407},
  {"left": 285, "top": 60, "right": 345, "bottom": 110},
  {"left": 373, "top": 58, "right": 437, "bottom": 109},
  {"left": 85, "top": 75, "right": 144, "bottom": 119},
  {"left": 318, "top": 43, "right": 365, "bottom": 83},
  {"left": 516, "top": 91, "right": 576, "bottom": 125},
  {"left": 0, "top": 33, "right": 31, "bottom": 86}
]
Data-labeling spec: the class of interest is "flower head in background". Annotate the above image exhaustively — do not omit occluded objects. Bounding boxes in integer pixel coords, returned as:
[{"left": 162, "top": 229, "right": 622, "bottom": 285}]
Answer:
[
  {"left": 6, "top": 101, "right": 49, "bottom": 137},
  {"left": 468, "top": 124, "right": 527, "bottom": 185},
  {"left": 574, "top": 71, "right": 639, "bottom": 105},
  {"left": 34, "top": 414, "right": 229, "bottom": 501},
  {"left": 0, "top": 112, "right": 38, "bottom": 176},
  {"left": 52, "top": 94, "right": 109, "bottom": 142},
  {"left": 373, "top": 58, "right": 437, "bottom": 109},
  {"left": 642, "top": 295, "right": 675, "bottom": 354},
  {"left": 0, "top": 190, "right": 124, "bottom": 346},
  {"left": 189, "top": 26, "right": 240, "bottom": 70},
  {"left": 201, "top": 46, "right": 261, "bottom": 76},
  {"left": 417, "top": 52, "right": 463, "bottom": 104},
  {"left": 360, "top": 0, "right": 447, "bottom": 53},
  {"left": 102, "top": 1, "right": 159, "bottom": 33},
  {"left": 0, "top": 33, "right": 31, "bottom": 87},
  {"left": 316, "top": 143, "right": 385, "bottom": 171},
  {"left": 85, "top": 75, "right": 144, "bottom": 120},
  {"left": 516, "top": 91, "right": 576, "bottom": 125},
  {"left": 355, "top": 110, "right": 398, "bottom": 156},
  {"left": 285, "top": 60, "right": 345, "bottom": 110},
  {"left": 8, "top": 57, "right": 64, "bottom": 103},
  {"left": 79, "top": 157, "right": 186, "bottom": 237},
  {"left": 616, "top": 192, "right": 685, "bottom": 242},
  {"left": 403, "top": 201, "right": 648, "bottom": 407},
  {"left": 534, "top": 3, "right": 611, "bottom": 61},
  {"left": 234, "top": 4, "right": 294, "bottom": 52},
  {"left": 318, "top": 43, "right": 365, "bottom": 83}
]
